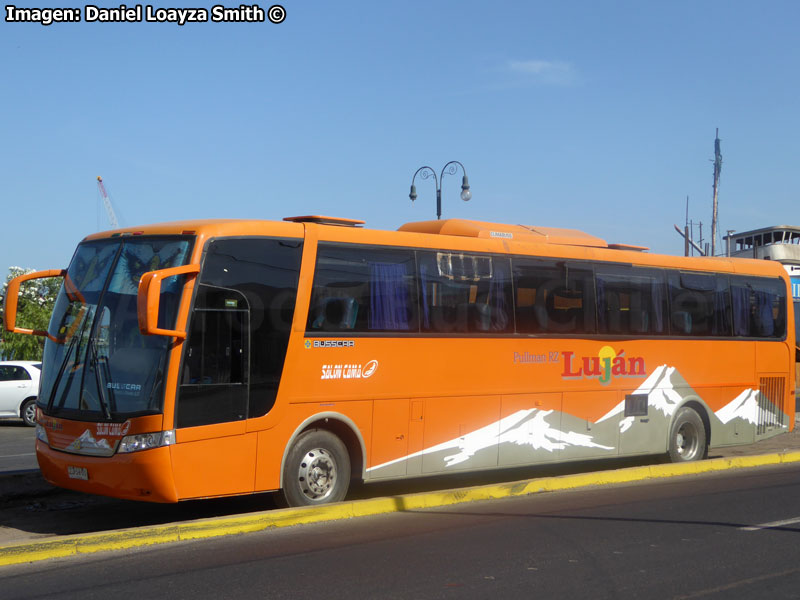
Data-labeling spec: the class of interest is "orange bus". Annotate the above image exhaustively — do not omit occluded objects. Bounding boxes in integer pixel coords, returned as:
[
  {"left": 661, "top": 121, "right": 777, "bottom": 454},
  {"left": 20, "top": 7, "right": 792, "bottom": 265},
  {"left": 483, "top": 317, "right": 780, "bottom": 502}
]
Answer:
[{"left": 4, "top": 216, "right": 797, "bottom": 507}]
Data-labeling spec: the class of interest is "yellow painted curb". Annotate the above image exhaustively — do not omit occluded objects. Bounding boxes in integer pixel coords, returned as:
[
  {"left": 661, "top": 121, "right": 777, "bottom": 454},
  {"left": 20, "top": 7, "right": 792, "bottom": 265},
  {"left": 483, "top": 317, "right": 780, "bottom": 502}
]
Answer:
[{"left": 3, "top": 450, "right": 800, "bottom": 567}]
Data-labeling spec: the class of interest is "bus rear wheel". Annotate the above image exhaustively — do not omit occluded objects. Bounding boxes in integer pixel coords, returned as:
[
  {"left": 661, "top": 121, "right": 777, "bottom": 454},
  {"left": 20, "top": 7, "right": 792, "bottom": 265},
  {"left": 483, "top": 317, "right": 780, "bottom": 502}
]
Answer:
[
  {"left": 668, "top": 407, "right": 707, "bottom": 462},
  {"left": 281, "top": 430, "right": 351, "bottom": 507}
]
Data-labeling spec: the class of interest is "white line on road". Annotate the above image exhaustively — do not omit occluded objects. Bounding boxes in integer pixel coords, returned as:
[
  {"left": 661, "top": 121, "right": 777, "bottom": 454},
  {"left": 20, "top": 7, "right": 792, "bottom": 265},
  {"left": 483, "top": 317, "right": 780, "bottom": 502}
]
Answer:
[{"left": 740, "top": 516, "right": 800, "bottom": 531}]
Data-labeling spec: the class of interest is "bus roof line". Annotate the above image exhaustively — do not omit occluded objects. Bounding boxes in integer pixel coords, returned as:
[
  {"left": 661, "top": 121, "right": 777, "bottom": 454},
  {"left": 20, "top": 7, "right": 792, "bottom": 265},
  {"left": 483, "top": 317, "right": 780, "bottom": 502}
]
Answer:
[{"left": 398, "top": 218, "right": 650, "bottom": 251}]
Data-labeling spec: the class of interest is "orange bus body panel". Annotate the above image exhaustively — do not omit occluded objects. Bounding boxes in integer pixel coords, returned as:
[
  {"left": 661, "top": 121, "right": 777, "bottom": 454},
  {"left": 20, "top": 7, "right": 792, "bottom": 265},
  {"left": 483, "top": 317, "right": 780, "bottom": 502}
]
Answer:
[
  {"left": 170, "top": 430, "right": 258, "bottom": 499},
  {"left": 34, "top": 413, "right": 179, "bottom": 501}
]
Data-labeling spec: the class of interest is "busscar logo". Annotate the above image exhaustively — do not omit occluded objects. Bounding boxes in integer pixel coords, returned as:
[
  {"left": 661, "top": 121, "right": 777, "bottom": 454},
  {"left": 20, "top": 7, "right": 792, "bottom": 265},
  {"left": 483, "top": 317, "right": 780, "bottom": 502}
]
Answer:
[
  {"left": 306, "top": 340, "right": 355, "bottom": 349},
  {"left": 107, "top": 381, "right": 142, "bottom": 396},
  {"left": 321, "top": 360, "right": 379, "bottom": 380}
]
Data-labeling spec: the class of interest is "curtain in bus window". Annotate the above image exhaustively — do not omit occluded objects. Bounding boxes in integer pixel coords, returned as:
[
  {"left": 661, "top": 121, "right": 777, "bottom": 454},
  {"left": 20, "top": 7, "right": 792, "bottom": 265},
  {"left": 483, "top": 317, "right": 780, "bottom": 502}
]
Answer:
[
  {"left": 712, "top": 285, "right": 730, "bottom": 336},
  {"left": 369, "top": 262, "right": 411, "bottom": 330},
  {"left": 754, "top": 290, "right": 774, "bottom": 337},
  {"left": 596, "top": 276, "right": 607, "bottom": 331},
  {"left": 752, "top": 278, "right": 787, "bottom": 339},
  {"left": 650, "top": 276, "right": 666, "bottom": 333},
  {"left": 489, "top": 259, "right": 511, "bottom": 332},
  {"left": 731, "top": 284, "right": 750, "bottom": 336},
  {"left": 420, "top": 262, "right": 430, "bottom": 329}
]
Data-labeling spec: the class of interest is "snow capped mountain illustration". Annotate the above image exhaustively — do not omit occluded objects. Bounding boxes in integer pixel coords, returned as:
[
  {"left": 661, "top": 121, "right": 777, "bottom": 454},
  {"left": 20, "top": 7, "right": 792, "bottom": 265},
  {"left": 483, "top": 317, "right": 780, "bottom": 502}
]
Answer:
[
  {"left": 65, "top": 429, "right": 114, "bottom": 455},
  {"left": 716, "top": 389, "right": 759, "bottom": 425},
  {"left": 433, "top": 409, "right": 613, "bottom": 467},
  {"left": 367, "top": 408, "right": 613, "bottom": 473},
  {"left": 595, "top": 365, "right": 687, "bottom": 432},
  {"left": 366, "top": 364, "right": 787, "bottom": 476},
  {"left": 715, "top": 388, "right": 782, "bottom": 427},
  {"left": 593, "top": 364, "right": 785, "bottom": 435}
]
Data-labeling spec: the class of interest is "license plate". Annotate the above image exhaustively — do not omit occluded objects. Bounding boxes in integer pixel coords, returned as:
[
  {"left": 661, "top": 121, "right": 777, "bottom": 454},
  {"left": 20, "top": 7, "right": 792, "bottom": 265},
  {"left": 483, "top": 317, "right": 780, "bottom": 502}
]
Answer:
[{"left": 67, "top": 466, "right": 88, "bottom": 480}]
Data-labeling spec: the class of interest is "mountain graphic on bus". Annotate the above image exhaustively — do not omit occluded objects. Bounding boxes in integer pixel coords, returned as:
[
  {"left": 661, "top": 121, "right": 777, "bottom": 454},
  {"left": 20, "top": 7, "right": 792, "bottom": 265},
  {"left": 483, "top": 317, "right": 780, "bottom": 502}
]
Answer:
[
  {"left": 429, "top": 408, "right": 615, "bottom": 468},
  {"left": 598, "top": 365, "right": 785, "bottom": 438},
  {"left": 367, "top": 364, "right": 788, "bottom": 477}
]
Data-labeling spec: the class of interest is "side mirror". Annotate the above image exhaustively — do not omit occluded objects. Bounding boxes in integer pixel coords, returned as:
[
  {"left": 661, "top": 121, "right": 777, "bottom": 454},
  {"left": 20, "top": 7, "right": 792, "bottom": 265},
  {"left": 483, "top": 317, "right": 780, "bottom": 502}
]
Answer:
[
  {"left": 3, "top": 269, "right": 66, "bottom": 342},
  {"left": 137, "top": 264, "right": 200, "bottom": 338}
]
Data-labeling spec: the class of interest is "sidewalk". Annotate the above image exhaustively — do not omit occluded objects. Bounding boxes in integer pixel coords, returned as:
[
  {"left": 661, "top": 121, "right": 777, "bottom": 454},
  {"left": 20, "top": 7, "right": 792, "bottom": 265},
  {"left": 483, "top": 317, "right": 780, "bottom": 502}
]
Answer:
[{"left": 709, "top": 417, "right": 800, "bottom": 458}]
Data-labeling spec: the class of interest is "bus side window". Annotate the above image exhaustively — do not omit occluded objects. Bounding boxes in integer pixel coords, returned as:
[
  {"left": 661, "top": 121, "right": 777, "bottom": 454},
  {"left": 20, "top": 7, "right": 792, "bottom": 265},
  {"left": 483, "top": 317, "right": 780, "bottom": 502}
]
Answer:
[
  {"left": 669, "top": 272, "right": 732, "bottom": 337},
  {"left": 730, "top": 275, "right": 787, "bottom": 339},
  {"left": 418, "top": 252, "right": 512, "bottom": 334},
  {"left": 596, "top": 266, "right": 667, "bottom": 336},
  {"left": 307, "top": 245, "right": 418, "bottom": 333},
  {"left": 513, "top": 258, "right": 595, "bottom": 335},
  {"left": 311, "top": 297, "right": 359, "bottom": 330}
]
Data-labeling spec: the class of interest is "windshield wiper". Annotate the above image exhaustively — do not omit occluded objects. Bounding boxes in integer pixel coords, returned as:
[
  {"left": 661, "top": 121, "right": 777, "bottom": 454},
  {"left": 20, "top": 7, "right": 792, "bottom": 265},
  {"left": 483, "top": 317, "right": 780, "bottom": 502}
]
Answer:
[
  {"left": 47, "top": 334, "right": 79, "bottom": 412},
  {"left": 88, "top": 338, "right": 113, "bottom": 421},
  {"left": 147, "top": 350, "right": 167, "bottom": 412}
]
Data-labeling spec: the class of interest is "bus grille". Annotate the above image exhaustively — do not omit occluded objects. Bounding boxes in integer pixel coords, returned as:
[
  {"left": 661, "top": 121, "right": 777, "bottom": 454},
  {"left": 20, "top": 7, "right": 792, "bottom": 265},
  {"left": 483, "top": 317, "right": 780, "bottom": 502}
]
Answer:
[{"left": 758, "top": 377, "right": 785, "bottom": 435}]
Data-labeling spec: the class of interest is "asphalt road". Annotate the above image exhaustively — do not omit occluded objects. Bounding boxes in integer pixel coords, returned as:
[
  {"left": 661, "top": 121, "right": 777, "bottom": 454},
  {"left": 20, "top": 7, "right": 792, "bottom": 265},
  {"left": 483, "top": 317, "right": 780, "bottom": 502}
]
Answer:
[
  {"left": 2, "top": 420, "right": 800, "bottom": 549},
  {"left": 0, "top": 421, "right": 36, "bottom": 472},
  {"left": 4, "top": 463, "right": 800, "bottom": 599}
]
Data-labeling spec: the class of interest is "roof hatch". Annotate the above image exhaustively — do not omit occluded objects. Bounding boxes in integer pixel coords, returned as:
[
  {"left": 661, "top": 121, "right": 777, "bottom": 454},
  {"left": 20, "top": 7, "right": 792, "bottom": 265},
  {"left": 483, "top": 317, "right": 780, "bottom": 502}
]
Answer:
[{"left": 283, "top": 215, "right": 365, "bottom": 227}]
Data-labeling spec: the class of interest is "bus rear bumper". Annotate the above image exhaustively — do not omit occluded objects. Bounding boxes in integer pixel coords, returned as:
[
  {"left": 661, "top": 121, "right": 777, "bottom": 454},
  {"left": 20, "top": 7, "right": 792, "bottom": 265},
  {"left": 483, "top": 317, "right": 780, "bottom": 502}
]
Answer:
[{"left": 36, "top": 441, "right": 179, "bottom": 503}]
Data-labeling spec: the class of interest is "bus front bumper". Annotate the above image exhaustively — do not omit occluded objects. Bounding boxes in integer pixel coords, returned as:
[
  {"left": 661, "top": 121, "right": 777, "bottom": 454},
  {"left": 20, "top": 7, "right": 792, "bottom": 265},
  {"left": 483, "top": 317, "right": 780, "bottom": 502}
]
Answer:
[{"left": 36, "top": 440, "right": 179, "bottom": 503}]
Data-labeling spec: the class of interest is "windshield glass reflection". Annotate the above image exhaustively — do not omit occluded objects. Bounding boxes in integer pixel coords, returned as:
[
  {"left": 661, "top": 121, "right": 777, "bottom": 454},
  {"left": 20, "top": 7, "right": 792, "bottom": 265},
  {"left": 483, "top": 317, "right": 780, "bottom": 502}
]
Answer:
[{"left": 40, "top": 237, "right": 192, "bottom": 421}]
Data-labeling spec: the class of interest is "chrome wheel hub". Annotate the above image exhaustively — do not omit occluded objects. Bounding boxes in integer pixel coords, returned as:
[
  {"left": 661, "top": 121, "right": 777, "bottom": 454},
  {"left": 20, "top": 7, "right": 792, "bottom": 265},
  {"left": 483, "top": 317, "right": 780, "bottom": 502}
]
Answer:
[
  {"left": 676, "top": 424, "right": 697, "bottom": 458},
  {"left": 297, "top": 448, "right": 336, "bottom": 501}
]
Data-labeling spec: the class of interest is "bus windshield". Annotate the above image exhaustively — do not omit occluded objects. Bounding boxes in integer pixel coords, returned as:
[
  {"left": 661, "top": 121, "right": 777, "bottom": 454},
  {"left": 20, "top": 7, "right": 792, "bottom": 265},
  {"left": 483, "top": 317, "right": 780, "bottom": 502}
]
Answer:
[{"left": 39, "top": 236, "right": 193, "bottom": 422}]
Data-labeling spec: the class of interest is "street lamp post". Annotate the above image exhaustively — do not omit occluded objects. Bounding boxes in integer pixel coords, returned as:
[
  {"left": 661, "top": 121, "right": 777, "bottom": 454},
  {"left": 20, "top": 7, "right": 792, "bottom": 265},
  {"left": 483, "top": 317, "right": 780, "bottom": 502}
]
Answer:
[{"left": 409, "top": 161, "right": 471, "bottom": 220}]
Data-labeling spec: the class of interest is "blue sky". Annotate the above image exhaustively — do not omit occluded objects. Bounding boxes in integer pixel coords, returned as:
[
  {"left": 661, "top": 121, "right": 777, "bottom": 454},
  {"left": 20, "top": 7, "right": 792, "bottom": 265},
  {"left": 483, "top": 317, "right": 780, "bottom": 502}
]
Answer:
[{"left": 2, "top": 1, "right": 799, "bottom": 275}]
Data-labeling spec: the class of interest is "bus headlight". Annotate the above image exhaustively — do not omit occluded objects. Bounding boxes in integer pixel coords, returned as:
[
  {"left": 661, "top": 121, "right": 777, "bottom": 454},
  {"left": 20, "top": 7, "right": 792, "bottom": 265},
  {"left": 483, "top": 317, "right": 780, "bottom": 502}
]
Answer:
[
  {"left": 35, "top": 423, "right": 49, "bottom": 445},
  {"left": 118, "top": 430, "right": 176, "bottom": 454}
]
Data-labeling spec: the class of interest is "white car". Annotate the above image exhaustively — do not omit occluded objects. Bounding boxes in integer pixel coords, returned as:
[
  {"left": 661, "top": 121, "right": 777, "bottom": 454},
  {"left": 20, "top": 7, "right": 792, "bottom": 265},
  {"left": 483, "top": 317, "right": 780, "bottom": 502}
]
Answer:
[{"left": 0, "top": 361, "right": 41, "bottom": 427}]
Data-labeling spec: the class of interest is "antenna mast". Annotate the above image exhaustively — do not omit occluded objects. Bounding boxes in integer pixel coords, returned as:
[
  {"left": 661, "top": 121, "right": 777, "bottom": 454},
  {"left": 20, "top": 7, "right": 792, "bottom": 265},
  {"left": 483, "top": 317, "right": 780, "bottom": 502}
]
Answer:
[{"left": 711, "top": 128, "right": 722, "bottom": 256}]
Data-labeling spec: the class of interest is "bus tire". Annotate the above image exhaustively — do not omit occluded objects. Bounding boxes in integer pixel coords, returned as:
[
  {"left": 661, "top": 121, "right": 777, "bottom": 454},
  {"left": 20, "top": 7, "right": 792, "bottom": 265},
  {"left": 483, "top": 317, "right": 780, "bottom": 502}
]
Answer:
[
  {"left": 281, "top": 429, "right": 351, "bottom": 507},
  {"left": 668, "top": 407, "right": 706, "bottom": 462},
  {"left": 20, "top": 398, "right": 37, "bottom": 427}
]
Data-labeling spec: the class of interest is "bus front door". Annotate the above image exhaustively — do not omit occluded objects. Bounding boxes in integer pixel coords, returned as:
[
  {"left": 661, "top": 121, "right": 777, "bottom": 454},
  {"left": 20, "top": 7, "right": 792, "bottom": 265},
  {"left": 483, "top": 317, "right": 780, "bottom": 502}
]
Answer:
[{"left": 170, "top": 284, "right": 257, "bottom": 499}]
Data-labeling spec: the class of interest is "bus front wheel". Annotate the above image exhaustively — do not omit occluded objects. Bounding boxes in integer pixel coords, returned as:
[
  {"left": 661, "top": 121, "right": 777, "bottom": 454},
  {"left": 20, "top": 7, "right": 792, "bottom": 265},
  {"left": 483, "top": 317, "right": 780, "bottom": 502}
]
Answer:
[
  {"left": 668, "top": 407, "right": 707, "bottom": 462},
  {"left": 281, "top": 430, "right": 351, "bottom": 507}
]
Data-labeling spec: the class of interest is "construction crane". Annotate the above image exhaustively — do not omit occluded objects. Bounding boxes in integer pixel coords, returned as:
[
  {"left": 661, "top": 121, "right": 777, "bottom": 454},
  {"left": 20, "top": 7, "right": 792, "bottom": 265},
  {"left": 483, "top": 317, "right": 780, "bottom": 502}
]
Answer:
[{"left": 96, "top": 176, "right": 119, "bottom": 229}]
